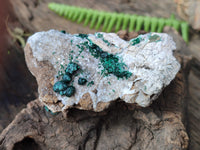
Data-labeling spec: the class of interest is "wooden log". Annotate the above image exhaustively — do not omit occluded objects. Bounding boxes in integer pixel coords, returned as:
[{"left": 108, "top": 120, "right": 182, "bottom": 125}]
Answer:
[{"left": 0, "top": 0, "right": 38, "bottom": 132}]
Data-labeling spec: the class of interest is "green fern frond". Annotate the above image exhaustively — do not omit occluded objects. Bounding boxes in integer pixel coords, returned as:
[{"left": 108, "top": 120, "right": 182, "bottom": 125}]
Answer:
[{"left": 48, "top": 3, "right": 189, "bottom": 43}]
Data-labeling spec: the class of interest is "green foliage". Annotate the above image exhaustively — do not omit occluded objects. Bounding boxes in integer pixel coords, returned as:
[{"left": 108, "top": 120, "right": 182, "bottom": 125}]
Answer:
[{"left": 48, "top": 3, "right": 189, "bottom": 43}]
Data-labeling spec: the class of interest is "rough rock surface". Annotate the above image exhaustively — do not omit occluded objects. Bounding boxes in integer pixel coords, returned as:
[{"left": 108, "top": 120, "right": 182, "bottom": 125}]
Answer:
[{"left": 25, "top": 30, "right": 180, "bottom": 112}]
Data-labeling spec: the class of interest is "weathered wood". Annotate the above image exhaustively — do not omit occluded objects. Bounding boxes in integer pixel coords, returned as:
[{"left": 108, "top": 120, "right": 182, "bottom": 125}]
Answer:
[
  {"left": 0, "top": 0, "right": 38, "bottom": 132},
  {"left": 187, "top": 58, "right": 200, "bottom": 150},
  {"left": 162, "top": 26, "right": 200, "bottom": 149}
]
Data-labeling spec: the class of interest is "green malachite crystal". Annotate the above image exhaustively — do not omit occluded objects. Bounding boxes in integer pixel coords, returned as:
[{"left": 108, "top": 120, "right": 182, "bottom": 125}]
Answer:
[
  {"left": 53, "top": 62, "right": 80, "bottom": 97},
  {"left": 100, "top": 54, "right": 132, "bottom": 79},
  {"left": 131, "top": 37, "right": 141, "bottom": 46},
  {"left": 65, "top": 62, "right": 80, "bottom": 75},
  {"left": 88, "top": 43, "right": 102, "bottom": 58},
  {"left": 64, "top": 86, "right": 76, "bottom": 97},
  {"left": 53, "top": 80, "right": 75, "bottom": 97},
  {"left": 78, "top": 77, "right": 87, "bottom": 85},
  {"left": 53, "top": 33, "right": 132, "bottom": 98},
  {"left": 78, "top": 33, "right": 88, "bottom": 39},
  {"left": 77, "top": 35, "right": 132, "bottom": 79},
  {"left": 60, "top": 30, "right": 66, "bottom": 34},
  {"left": 53, "top": 81, "right": 68, "bottom": 92},
  {"left": 62, "top": 73, "right": 72, "bottom": 83},
  {"left": 100, "top": 52, "right": 108, "bottom": 58}
]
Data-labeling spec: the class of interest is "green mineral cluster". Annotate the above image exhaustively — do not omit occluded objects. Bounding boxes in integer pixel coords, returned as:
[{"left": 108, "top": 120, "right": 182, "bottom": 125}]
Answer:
[
  {"left": 53, "top": 62, "right": 80, "bottom": 97},
  {"left": 78, "top": 77, "right": 87, "bottom": 85},
  {"left": 65, "top": 62, "right": 80, "bottom": 74},
  {"left": 130, "top": 37, "right": 141, "bottom": 46},
  {"left": 53, "top": 32, "right": 132, "bottom": 98},
  {"left": 79, "top": 33, "right": 132, "bottom": 79}
]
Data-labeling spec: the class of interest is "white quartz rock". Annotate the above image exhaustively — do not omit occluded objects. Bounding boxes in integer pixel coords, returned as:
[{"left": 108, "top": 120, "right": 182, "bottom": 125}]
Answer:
[{"left": 26, "top": 30, "right": 180, "bottom": 112}]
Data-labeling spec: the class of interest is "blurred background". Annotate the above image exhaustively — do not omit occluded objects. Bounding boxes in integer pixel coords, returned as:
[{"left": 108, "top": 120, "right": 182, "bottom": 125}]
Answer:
[{"left": 0, "top": 0, "right": 199, "bottom": 149}]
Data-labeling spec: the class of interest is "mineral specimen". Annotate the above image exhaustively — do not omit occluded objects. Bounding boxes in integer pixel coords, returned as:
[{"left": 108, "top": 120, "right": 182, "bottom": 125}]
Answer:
[
  {"left": 78, "top": 77, "right": 87, "bottom": 85},
  {"left": 25, "top": 30, "right": 180, "bottom": 112}
]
